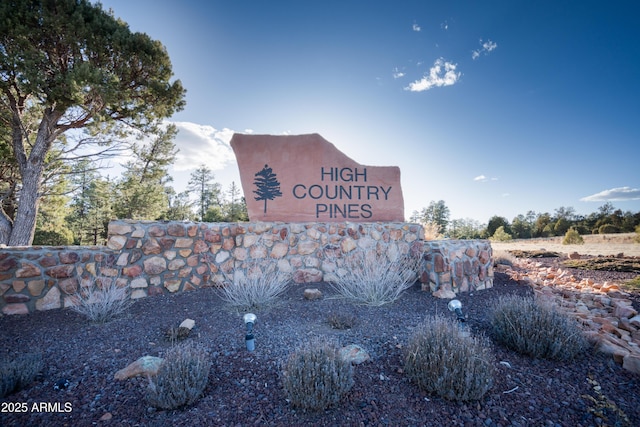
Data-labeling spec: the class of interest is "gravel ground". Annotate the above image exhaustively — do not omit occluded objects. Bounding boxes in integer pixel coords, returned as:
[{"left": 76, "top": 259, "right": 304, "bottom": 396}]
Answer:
[{"left": 1, "top": 259, "right": 639, "bottom": 427}]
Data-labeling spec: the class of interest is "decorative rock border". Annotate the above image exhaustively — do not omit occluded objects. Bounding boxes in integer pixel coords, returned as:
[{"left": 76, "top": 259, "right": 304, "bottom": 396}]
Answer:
[
  {"left": 497, "top": 259, "right": 640, "bottom": 375},
  {"left": 1, "top": 220, "right": 494, "bottom": 315}
]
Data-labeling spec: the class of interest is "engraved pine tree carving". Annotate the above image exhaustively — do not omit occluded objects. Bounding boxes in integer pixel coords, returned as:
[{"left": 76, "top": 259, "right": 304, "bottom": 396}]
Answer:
[{"left": 253, "top": 164, "right": 282, "bottom": 214}]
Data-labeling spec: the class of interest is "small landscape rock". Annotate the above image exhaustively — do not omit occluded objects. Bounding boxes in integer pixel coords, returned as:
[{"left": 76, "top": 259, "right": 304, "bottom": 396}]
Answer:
[
  {"left": 303, "top": 288, "right": 322, "bottom": 300},
  {"left": 114, "top": 355, "right": 163, "bottom": 380},
  {"left": 100, "top": 412, "right": 113, "bottom": 421},
  {"left": 179, "top": 318, "right": 195, "bottom": 330},
  {"left": 568, "top": 252, "right": 581, "bottom": 259},
  {"left": 622, "top": 354, "right": 640, "bottom": 375},
  {"left": 339, "top": 344, "right": 370, "bottom": 364},
  {"left": 432, "top": 288, "right": 456, "bottom": 299}
]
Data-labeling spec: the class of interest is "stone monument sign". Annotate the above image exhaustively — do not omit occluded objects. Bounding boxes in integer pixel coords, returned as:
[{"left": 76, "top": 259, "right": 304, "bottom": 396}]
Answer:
[{"left": 230, "top": 133, "right": 404, "bottom": 222}]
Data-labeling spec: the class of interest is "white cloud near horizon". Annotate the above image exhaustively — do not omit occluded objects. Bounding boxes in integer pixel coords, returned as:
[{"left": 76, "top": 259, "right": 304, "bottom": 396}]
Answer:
[
  {"left": 171, "top": 121, "right": 237, "bottom": 171},
  {"left": 406, "top": 58, "right": 461, "bottom": 92},
  {"left": 580, "top": 187, "right": 640, "bottom": 202},
  {"left": 472, "top": 39, "right": 498, "bottom": 60}
]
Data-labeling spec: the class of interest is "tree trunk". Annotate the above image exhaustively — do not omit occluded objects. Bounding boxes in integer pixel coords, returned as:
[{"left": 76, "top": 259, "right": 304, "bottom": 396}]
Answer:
[
  {"left": 0, "top": 210, "right": 12, "bottom": 245},
  {"left": 7, "top": 109, "right": 59, "bottom": 246},
  {"left": 8, "top": 164, "right": 42, "bottom": 245}
]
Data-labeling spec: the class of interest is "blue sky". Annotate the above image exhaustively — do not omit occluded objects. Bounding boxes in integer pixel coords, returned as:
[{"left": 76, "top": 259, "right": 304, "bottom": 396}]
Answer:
[{"left": 97, "top": 0, "right": 640, "bottom": 224}]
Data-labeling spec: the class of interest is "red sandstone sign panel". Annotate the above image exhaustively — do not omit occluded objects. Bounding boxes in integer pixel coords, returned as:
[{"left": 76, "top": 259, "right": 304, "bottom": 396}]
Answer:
[{"left": 230, "top": 133, "right": 404, "bottom": 222}]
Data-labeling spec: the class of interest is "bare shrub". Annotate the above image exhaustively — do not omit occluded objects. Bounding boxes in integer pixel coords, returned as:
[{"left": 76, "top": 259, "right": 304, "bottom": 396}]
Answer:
[
  {"left": 1, "top": 353, "right": 43, "bottom": 397},
  {"left": 490, "top": 294, "right": 588, "bottom": 360},
  {"left": 146, "top": 342, "right": 211, "bottom": 410},
  {"left": 404, "top": 315, "right": 495, "bottom": 401},
  {"left": 70, "top": 274, "right": 132, "bottom": 323},
  {"left": 215, "top": 260, "right": 291, "bottom": 310},
  {"left": 281, "top": 338, "right": 354, "bottom": 411},
  {"left": 327, "top": 247, "right": 420, "bottom": 306}
]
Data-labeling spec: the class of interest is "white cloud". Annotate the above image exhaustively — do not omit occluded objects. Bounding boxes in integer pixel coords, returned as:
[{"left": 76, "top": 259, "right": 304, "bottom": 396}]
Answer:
[
  {"left": 473, "top": 175, "right": 498, "bottom": 182},
  {"left": 441, "top": 21, "right": 449, "bottom": 30},
  {"left": 580, "top": 187, "right": 640, "bottom": 202},
  {"left": 412, "top": 23, "right": 421, "bottom": 32},
  {"left": 392, "top": 67, "right": 405, "bottom": 79},
  {"left": 406, "top": 58, "right": 461, "bottom": 92},
  {"left": 171, "top": 121, "right": 236, "bottom": 171},
  {"left": 472, "top": 39, "right": 498, "bottom": 60}
]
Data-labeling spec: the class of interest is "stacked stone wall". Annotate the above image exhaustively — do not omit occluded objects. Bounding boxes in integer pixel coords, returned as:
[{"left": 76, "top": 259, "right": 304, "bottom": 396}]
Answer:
[
  {"left": 1, "top": 220, "right": 494, "bottom": 315},
  {"left": 420, "top": 240, "right": 493, "bottom": 298},
  {"left": 0, "top": 247, "right": 119, "bottom": 315}
]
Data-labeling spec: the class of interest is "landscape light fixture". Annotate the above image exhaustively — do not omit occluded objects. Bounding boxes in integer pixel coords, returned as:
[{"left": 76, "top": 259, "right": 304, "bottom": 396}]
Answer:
[
  {"left": 243, "top": 313, "right": 257, "bottom": 351},
  {"left": 447, "top": 299, "right": 466, "bottom": 322}
]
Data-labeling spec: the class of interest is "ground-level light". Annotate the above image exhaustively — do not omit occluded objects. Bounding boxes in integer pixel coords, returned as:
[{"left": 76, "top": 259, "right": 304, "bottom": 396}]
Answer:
[
  {"left": 447, "top": 299, "right": 465, "bottom": 322},
  {"left": 243, "top": 313, "right": 257, "bottom": 351}
]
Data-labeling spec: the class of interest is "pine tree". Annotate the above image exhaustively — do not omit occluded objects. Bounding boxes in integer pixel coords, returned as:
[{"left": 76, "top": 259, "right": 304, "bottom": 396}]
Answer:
[
  {"left": 114, "top": 126, "right": 178, "bottom": 220},
  {"left": 187, "top": 164, "right": 221, "bottom": 221},
  {"left": 253, "top": 164, "right": 282, "bottom": 214}
]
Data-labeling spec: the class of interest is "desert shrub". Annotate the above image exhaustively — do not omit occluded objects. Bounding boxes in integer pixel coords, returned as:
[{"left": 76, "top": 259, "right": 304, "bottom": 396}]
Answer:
[
  {"left": 146, "top": 342, "right": 211, "bottom": 410},
  {"left": 70, "top": 274, "right": 132, "bottom": 323},
  {"left": 1, "top": 353, "right": 44, "bottom": 398},
  {"left": 327, "top": 312, "right": 357, "bottom": 329},
  {"left": 493, "top": 250, "right": 517, "bottom": 267},
  {"left": 562, "top": 228, "right": 584, "bottom": 245},
  {"left": 598, "top": 223, "right": 620, "bottom": 234},
  {"left": 490, "top": 294, "right": 588, "bottom": 360},
  {"left": 490, "top": 226, "right": 512, "bottom": 242},
  {"left": 404, "top": 316, "right": 495, "bottom": 401},
  {"left": 215, "top": 260, "right": 290, "bottom": 310},
  {"left": 282, "top": 338, "right": 354, "bottom": 411},
  {"left": 635, "top": 225, "right": 640, "bottom": 243},
  {"left": 422, "top": 221, "right": 444, "bottom": 240},
  {"left": 328, "top": 248, "right": 419, "bottom": 306}
]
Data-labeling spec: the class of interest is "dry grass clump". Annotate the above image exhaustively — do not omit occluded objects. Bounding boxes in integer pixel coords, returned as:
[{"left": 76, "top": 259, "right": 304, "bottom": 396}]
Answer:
[
  {"left": 328, "top": 248, "right": 420, "bottom": 306},
  {"left": 70, "top": 275, "right": 132, "bottom": 323},
  {"left": 422, "top": 221, "right": 444, "bottom": 240},
  {"left": 281, "top": 338, "right": 354, "bottom": 411},
  {"left": 216, "top": 261, "right": 291, "bottom": 310},
  {"left": 146, "top": 342, "right": 211, "bottom": 410},
  {"left": 404, "top": 315, "right": 495, "bottom": 402},
  {"left": 490, "top": 294, "right": 588, "bottom": 360},
  {"left": 1, "top": 353, "right": 44, "bottom": 398},
  {"left": 493, "top": 250, "right": 517, "bottom": 267}
]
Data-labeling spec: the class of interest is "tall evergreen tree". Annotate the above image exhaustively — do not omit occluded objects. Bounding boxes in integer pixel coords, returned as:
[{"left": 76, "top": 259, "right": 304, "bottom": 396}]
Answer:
[
  {"left": 67, "top": 160, "right": 113, "bottom": 244},
  {"left": 188, "top": 164, "right": 221, "bottom": 221},
  {"left": 223, "top": 181, "right": 248, "bottom": 221},
  {"left": 114, "top": 126, "right": 178, "bottom": 220},
  {"left": 164, "top": 189, "right": 193, "bottom": 221},
  {"left": 0, "top": 0, "right": 185, "bottom": 245},
  {"left": 411, "top": 200, "right": 450, "bottom": 234}
]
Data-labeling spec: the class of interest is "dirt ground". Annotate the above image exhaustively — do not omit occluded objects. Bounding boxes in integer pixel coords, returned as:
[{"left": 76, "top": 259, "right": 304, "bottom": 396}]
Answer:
[{"left": 490, "top": 232, "right": 640, "bottom": 257}]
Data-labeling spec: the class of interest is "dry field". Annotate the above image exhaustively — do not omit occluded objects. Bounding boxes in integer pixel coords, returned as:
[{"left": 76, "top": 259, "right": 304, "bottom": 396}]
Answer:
[{"left": 490, "top": 232, "right": 640, "bottom": 257}]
